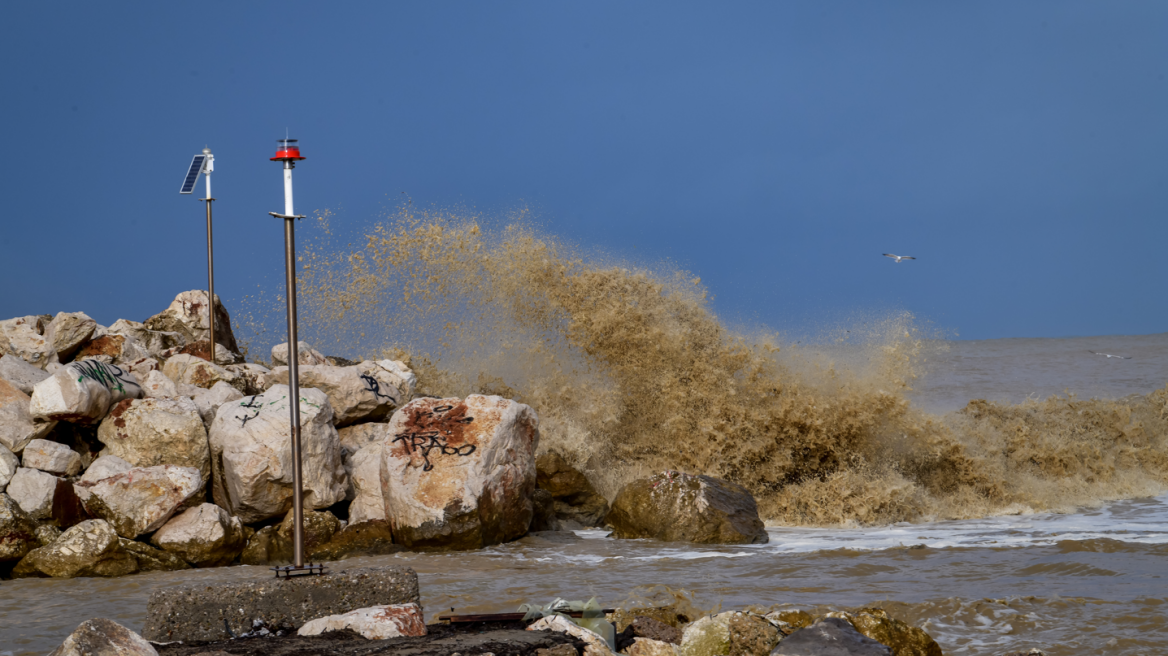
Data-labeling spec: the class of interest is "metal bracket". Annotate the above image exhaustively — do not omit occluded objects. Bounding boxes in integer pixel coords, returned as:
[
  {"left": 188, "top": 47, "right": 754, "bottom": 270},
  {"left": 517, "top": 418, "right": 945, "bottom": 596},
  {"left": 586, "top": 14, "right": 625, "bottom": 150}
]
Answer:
[
  {"left": 271, "top": 563, "right": 328, "bottom": 578},
  {"left": 199, "top": 197, "right": 216, "bottom": 202},
  {"left": 269, "top": 212, "right": 307, "bottom": 220}
]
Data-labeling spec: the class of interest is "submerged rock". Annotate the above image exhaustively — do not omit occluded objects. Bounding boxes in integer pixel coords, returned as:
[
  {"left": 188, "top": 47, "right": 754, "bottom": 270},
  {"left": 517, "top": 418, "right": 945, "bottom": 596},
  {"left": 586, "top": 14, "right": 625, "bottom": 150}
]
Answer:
[
  {"left": 297, "top": 602, "right": 426, "bottom": 639},
  {"left": 607, "top": 471, "right": 767, "bottom": 544},
  {"left": 208, "top": 385, "right": 347, "bottom": 523},
  {"left": 824, "top": 609, "right": 942, "bottom": 656},
  {"left": 381, "top": 394, "right": 540, "bottom": 550},
  {"left": 771, "top": 617, "right": 892, "bottom": 656},
  {"left": 678, "top": 611, "right": 780, "bottom": 656},
  {"left": 47, "top": 617, "right": 158, "bottom": 656}
]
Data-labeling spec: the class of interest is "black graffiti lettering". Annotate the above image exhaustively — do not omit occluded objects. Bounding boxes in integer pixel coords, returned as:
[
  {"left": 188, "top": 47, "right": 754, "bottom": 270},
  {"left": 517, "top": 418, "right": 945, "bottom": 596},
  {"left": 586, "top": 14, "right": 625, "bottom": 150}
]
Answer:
[
  {"left": 392, "top": 431, "right": 477, "bottom": 471},
  {"left": 72, "top": 360, "right": 135, "bottom": 395},
  {"left": 360, "top": 374, "right": 392, "bottom": 401},
  {"left": 238, "top": 397, "right": 264, "bottom": 427},
  {"left": 432, "top": 405, "right": 453, "bottom": 413}
]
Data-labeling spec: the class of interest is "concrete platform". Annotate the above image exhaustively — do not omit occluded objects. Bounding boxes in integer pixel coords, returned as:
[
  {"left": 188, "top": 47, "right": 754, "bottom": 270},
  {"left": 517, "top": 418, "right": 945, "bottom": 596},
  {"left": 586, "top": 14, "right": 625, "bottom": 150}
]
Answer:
[{"left": 142, "top": 566, "right": 420, "bottom": 643}]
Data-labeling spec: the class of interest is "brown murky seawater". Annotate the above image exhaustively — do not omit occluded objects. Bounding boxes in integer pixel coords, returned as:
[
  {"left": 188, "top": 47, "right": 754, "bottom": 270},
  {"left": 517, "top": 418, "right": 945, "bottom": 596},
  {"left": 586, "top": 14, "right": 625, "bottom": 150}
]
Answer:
[{"left": 7, "top": 210, "right": 1167, "bottom": 655}]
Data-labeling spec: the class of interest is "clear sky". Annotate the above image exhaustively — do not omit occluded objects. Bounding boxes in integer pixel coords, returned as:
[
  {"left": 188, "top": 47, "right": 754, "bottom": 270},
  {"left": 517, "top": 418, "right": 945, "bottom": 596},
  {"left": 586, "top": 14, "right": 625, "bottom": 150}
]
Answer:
[{"left": 1, "top": 2, "right": 1165, "bottom": 341}]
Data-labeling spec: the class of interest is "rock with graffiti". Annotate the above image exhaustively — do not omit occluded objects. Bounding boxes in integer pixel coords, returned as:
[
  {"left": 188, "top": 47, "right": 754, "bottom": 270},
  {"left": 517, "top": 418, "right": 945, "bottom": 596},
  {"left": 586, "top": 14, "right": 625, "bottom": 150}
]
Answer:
[
  {"left": 263, "top": 359, "right": 416, "bottom": 427},
  {"left": 29, "top": 360, "right": 143, "bottom": 426},
  {"left": 380, "top": 394, "right": 540, "bottom": 550},
  {"left": 207, "top": 385, "right": 348, "bottom": 523}
]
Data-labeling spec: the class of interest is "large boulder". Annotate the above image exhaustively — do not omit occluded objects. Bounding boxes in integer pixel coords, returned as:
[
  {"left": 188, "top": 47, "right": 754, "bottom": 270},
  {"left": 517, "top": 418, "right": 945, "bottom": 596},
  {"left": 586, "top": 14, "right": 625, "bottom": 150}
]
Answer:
[
  {"left": 771, "top": 617, "right": 892, "bottom": 656},
  {"left": 271, "top": 340, "right": 327, "bottom": 367},
  {"left": 72, "top": 333, "right": 150, "bottom": 366},
  {"left": 162, "top": 354, "right": 241, "bottom": 391},
  {"left": 21, "top": 438, "right": 83, "bottom": 476},
  {"left": 137, "top": 369, "right": 199, "bottom": 398},
  {"left": 45, "top": 312, "right": 98, "bottom": 362},
  {"left": 536, "top": 451, "right": 610, "bottom": 527},
  {"left": 144, "top": 290, "right": 240, "bottom": 356},
  {"left": 152, "top": 502, "right": 247, "bottom": 567},
  {"left": 0, "top": 444, "right": 18, "bottom": 491},
  {"left": 191, "top": 381, "right": 243, "bottom": 428},
  {"left": 0, "top": 377, "right": 56, "bottom": 452},
  {"left": 381, "top": 395, "right": 539, "bottom": 550},
  {"left": 0, "top": 493, "right": 40, "bottom": 561},
  {"left": 77, "top": 465, "right": 202, "bottom": 538},
  {"left": 107, "top": 319, "right": 186, "bottom": 359},
  {"left": 0, "top": 315, "right": 54, "bottom": 369},
  {"left": 0, "top": 353, "right": 51, "bottom": 394},
  {"left": 240, "top": 508, "right": 340, "bottom": 565},
  {"left": 677, "top": 611, "right": 780, "bottom": 656},
  {"left": 47, "top": 618, "right": 158, "bottom": 656},
  {"left": 13, "top": 519, "right": 139, "bottom": 578},
  {"left": 29, "top": 360, "right": 142, "bottom": 425},
  {"left": 823, "top": 609, "right": 943, "bottom": 656},
  {"left": 298, "top": 603, "right": 426, "bottom": 640},
  {"left": 347, "top": 442, "right": 386, "bottom": 524},
  {"left": 208, "top": 385, "right": 347, "bottom": 523},
  {"left": 97, "top": 397, "right": 210, "bottom": 478},
  {"left": 607, "top": 471, "right": 768, "bottom": 544},
  {"left": 264, "top": 359, "right": 415, "bottom": 426},
  {"left": 120, "top": 538, "right": 192, "bottom": 572},
  {"left": 7, "top": 467, "right": 60, "bottom": 519}
]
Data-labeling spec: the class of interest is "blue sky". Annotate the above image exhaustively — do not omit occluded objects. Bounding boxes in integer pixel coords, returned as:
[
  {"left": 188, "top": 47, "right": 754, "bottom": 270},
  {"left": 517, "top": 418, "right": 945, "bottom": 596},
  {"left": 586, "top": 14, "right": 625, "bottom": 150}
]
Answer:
[{"left": 1, "top": 2, "right": 1165, "bottom": 341}]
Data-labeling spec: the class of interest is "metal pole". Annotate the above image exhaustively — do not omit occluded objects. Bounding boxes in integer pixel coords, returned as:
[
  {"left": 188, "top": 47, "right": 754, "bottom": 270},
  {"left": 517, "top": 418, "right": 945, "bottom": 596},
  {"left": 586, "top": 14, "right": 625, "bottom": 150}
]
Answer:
[
  {"left": 204, "top": 194, "right": 216, "bottom": 366},
  {"left": 282, "top": 159, "right": 305, "bottom": 569}
]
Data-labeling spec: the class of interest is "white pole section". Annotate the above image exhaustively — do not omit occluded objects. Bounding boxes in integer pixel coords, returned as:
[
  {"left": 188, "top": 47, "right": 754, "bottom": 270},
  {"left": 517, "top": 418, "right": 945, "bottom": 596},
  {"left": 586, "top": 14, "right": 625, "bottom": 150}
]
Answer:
[{"left": 284, "top": 165, "right": 294, "bottom": 216}]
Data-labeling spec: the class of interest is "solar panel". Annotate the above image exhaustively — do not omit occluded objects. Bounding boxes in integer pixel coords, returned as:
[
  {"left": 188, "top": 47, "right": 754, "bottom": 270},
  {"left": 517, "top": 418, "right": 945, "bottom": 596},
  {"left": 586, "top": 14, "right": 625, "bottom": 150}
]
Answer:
[{"left": 180, "top": 154, "right": 206, "bottom": 194}]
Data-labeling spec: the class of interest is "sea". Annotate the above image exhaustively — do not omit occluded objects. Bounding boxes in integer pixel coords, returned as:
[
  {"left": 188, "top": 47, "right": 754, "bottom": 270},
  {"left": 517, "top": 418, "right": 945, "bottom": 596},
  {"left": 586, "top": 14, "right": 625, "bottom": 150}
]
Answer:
[{"left": 3, "top": 332, "right": 1166, "bottom": 656}]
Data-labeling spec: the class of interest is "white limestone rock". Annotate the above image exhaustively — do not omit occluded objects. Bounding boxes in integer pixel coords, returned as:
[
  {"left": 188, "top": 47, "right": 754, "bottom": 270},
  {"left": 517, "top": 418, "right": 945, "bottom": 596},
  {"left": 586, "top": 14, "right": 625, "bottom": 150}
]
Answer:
[
  {"left": 144, "top": 290, "right": 240, "bottom": 356},
  {"left": 208, "top": 385, "right": 347, "bottom": 523},
  {"left": 347, "top": 443, "right": 386, "bottom": 524},
  {"left": 224, "top": 362, "right": 268, "bottom": 395},
  {"left": 0, "top": 444, "right": 18, "bottom": 492},
  {"left": 528, "top": 615, "right": 615, "bottom": 656},
  {"left": 264, "top": 359, "right": 415, "bottom": 426},
  {"left": 46, "top": 617, "right": 158, "bottom": 656},
  {"left": 21, "top": 438, "right": 82, "bottom": 476},
  {"left": 0, "top": 315, "right": 54, "bottom": 369},
  {"left": 8, "top": 467, "right": 60, "bottom": 519},
  {"left": 162, "top": 353, "right": 242, "bottom": 391},
  {"left": 74, "top": 455, "right": 133, "bottom": 504},
  {"left": 96, "top": 396, "right": 210, "bottom": 478},
  {"left": 29, "top": 360, "right": 142, "bottom": 425},
  {"left": 152, "top": 502, "right": 246, "bottom": 567},
  {"left": 72, "top": 333, "right": 151, "bottom": 366},
  {"left": 45, "top": 312, "right": 97, "bottom": 361},
  {"left": 191, "top": 381, "right": 243, "bottom": 428},
  {"left": 0, "top": 353, "right": 51, "bottom": 394},
  {"left": 298, "top": 603, "right": 426, "bottom": 640},
  {"left": 0, "top": 377, "right": 56, "bottom": 453},
  {"left": 108, "top": 319, "right": 186, "bottom": 359},
  {"left": 380, "top": 395, "right": 539, "bottom": 550},
  {"left": 271, "top": 340, "right": 328, "bottom": 367},
  {"left": 77, "top": 465, "right": 202, "bottom": 538}
]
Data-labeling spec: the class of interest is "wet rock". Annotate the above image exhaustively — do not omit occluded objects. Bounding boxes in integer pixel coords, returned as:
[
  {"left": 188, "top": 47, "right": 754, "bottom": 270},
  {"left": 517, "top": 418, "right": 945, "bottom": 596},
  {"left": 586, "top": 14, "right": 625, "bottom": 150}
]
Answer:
[
  {"left": 36, "top": 523, "right": 62, "bottom": 546},
  {"left": 311, "top": 519, "right": 400, "bottom": 561},
  {"left": 45, "top": 312, "right": 98, "bottom": 362},
  {"left": 678, "top": 611, "right": 780, "bottom": 656},
  {"left": 771, "top": 617, "right": 891, "bottom": 656},
  {"left": 21, "top": 438, "right": 83, "bottom": 476},
  {"left": 764, "top": 610, "right": 814, "bottom": 636},
  {"left": 298, "top": 602, "right": 427, "bottom": 639},
  {"left": 530, "top": 488, "right": 562, "bottom": 532},
  {"left": 152, "top": 502, "right": 246, "bottom": 567},
  {"left": 108, "top": 319, "right": 186, "bottom": 359},
  {"left": 0, "top": 377, "right": 56, "bottom": 453},
  {"left": 13, "top": 519, "right": 139, "bottom": 578},
  {"left": 629, "top": 638, "right": 680, "bottom": 656},
  {"left": 0, "top": 493, "right": 40, "bottom": 561},
  {"left": 29, "top": 360, "right": 142, "bottom": 426},
  {"left": 264, "top": 359, "right": 415, "bottom": 427},
  {"left": 239, "top": 524, "right": 285, "bottom": 565},
  {"left": 632, "top": 616, "right": 683, "bottom": 645},
  {"left": 162, "top": 354, "right": 241, "bottom": 391},
  {"left": 0, "top": 353, "right": 51, "bottom": 394},
  {"left": 144, "top": 290, "right": 240, "bottom": 356},
  {"left": 824, "top": 609, "right": 942, "bottom": 656},
  {"left": 271, "top": 340, "right": 327, "bottom": 367},
  {"left": 208, "top": 385, "right": 346, "bottom": 523},
  {"left": 120, "top": 537, "right": 192, "bottom": 572},
  {"left": 381, "top": 395, "right": 540, "bottom": 550},
  {"left": 46, "top": 617, "right": 158, "bottom": 656},
  {"left": 0, "top": 315, "right": 54, "bottom": 369},
  {"left": 97, "top": 397, "right": 209, "bottom": 478},
  {"left": 0, "top": 443, "right": 18, "bottom": 492},
  {"left": 346, "top": 442, "right": 386, "bottom": 524},
  {"left": 528, "top": 615, "right": 614, "bottom": 656},
  {"left": 8, "top": 467, "right": 60, "bottom": 519},
  {"left": 536, "top": 451, "right": 609, "bottom": 527},
  {"left": 607, "top": 471, "right": 767, "bottom": 544},
  {"left": 143, "top": 565, "right": 420, "bottom": 642},
  {"left": 191, "top": 381, "right": 243, "bottom": 428},
  {"left": 77, "top": 465, "right": 202, "bottom": 538}
]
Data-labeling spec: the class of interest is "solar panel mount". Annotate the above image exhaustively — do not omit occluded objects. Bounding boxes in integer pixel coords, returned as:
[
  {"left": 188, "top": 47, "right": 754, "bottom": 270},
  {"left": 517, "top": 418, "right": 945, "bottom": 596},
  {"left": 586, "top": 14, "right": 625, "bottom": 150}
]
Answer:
[{"left": 180, "top": 154, "right": 207, "bottom": 194}]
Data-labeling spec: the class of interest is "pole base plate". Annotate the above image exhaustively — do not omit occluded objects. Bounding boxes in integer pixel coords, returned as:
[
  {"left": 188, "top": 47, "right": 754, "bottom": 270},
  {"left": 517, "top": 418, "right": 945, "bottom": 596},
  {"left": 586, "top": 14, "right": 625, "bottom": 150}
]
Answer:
[{"left": 271, "top": 563, "right": 328, "bottom": 579}]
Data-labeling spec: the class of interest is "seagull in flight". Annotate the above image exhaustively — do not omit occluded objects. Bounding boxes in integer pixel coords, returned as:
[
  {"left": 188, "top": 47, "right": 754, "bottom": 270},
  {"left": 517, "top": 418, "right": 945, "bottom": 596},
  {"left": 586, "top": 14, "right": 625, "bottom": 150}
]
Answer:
[
  {"left": 883, "top": 253, "right": 916, "bottom": 263},
  {"left": 1089, "top": 351, "right": 1132, "bottom": 360}
]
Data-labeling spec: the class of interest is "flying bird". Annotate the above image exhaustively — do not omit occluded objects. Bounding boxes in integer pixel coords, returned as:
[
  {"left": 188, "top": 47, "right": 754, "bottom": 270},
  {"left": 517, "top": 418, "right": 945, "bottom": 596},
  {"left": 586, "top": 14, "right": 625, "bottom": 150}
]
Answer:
[
  {"left": 883, "top": 254, "right": 916, "bottom": 263},
  {"left": 1089, "top": 351, "right": 1132, "bottom": 359}
]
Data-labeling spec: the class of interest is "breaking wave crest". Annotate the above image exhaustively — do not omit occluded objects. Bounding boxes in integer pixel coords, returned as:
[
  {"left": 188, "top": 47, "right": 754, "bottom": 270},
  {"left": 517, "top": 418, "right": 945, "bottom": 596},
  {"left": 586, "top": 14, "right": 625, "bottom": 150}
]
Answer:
[{"left": 239, "top": 206, "right": 1168, "bottom": 526}]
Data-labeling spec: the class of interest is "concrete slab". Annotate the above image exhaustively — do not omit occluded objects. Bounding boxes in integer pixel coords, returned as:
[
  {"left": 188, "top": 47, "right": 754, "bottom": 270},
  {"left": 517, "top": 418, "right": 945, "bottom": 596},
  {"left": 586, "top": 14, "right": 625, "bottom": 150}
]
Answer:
[{"left": 142, "top": 566, "right": 420, "bottom": 643}]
